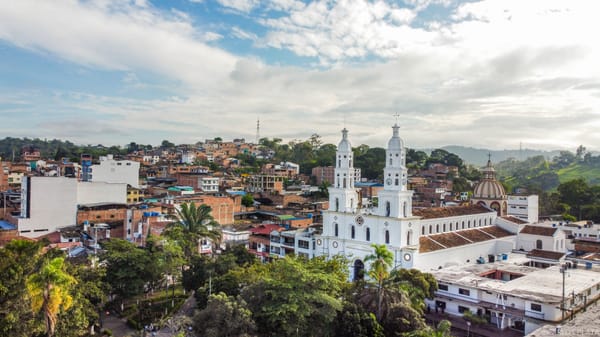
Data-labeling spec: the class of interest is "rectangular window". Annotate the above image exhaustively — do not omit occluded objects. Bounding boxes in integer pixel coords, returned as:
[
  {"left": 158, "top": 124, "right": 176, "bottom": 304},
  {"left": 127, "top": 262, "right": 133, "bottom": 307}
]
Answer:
[
  {"left": 458, "top": 306, "right": 469, "bottom": 314},
  {"left": 298, "top": 240, "right": 309, "bottom": 249},
  {"left": 458, "top": 288, "right": 470, "bottom": 296},
  {"left": 530, "top": 303, "right": 542, "bottom": 312},
  {"left": 438, "top": 284, "right": 448, "bottom": 291}
]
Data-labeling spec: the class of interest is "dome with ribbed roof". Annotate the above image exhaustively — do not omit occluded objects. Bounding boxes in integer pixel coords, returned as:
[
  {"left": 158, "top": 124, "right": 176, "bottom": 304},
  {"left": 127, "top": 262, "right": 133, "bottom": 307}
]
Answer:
[
  {"left": 337, "top": 128, "right": 352, "bottom": 152},
  {"left": 387, "top": 124, "right": 404, "bottom": 151},
  {"left": 473, "top": 158, "right": 506, "bottom": 199}
]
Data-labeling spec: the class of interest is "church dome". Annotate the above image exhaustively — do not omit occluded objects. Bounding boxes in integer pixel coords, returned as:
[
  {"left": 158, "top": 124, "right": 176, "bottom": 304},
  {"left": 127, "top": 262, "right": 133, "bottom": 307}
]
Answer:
[
  {"left": 338, "top": 128, "right": 352, "bottom": 152},
  {"left": 387, "top": 124, "right": 404, "bottom": 151},
  {"left": 473, "top": 158, "right": 506, "bottom": 199}
]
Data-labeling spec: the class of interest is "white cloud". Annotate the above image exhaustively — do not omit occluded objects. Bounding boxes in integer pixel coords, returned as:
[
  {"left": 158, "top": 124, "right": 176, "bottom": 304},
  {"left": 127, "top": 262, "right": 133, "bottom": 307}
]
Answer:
[
  {"left": 231, "top": 26, "right": 257, "bottom": 41},
  {"left": 1, "top": 0, "right": 600, "bottom": 151},
  {"left": 0, "top": 0, "right": 237, "bottom": 89},
  {"left": 216, "top": 0, "right": 259, "bottom": 13}
]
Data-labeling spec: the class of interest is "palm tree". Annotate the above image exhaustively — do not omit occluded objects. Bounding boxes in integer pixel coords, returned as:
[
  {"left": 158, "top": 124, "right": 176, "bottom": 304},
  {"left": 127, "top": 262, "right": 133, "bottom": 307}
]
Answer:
[
  {"left": 363, "top": 244, "right": 394, "bottom": 320},
  {"left": 168, "top": 202, "right": 222, "bottom": 255},
  {"left": 26, "top": 256, "right": 77, "bottom": 337}
]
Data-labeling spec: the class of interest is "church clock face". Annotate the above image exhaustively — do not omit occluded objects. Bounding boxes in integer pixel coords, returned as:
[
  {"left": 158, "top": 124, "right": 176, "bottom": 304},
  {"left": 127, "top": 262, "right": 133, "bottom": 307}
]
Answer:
[
  {"left": 386, "top": 178, "right": 392, "bottom": 185},
  {"left": 355, "top": 215, "right": 365, "bottom": 225},
  {"left": 403, "top": 253, "right": 412, "bottom": 261}
]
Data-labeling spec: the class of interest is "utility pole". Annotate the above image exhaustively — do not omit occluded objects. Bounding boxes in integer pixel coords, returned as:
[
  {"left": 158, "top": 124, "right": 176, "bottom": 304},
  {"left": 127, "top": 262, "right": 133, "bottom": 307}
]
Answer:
[{"left": 561, "top": 264, "right": 566, "bottom": 321}]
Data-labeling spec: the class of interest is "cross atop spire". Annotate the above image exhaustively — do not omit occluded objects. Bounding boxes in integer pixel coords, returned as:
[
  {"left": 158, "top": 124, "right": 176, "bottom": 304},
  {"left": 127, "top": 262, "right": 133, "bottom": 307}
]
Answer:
[{"left": 393, "top": 112, "right": 400, "bottom": 125}]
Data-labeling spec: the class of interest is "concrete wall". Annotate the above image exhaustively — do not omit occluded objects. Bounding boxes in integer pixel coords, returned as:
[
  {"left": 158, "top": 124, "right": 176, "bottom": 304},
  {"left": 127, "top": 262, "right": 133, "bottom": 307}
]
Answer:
[
  {"left": 18, "top": 177, "right": 78, "bottom": 237},
  {"left": 91, "top": 155, "right": 140, "bottom": 188},
  {"left": 77, "top": 182, "right": 127, "bottom": 205}
]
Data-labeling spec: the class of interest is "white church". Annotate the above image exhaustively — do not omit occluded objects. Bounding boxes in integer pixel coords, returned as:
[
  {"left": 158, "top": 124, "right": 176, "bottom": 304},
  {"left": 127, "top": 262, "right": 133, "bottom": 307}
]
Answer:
[{"left": 315, "top": 124, "right": 520, "bottom": 279}]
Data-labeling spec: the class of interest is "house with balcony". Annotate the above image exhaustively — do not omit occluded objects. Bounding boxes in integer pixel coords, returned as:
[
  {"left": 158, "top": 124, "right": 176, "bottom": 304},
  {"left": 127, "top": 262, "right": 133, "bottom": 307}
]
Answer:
[{"left": 427, "top": 256, "right": 600, "bottom": 336}]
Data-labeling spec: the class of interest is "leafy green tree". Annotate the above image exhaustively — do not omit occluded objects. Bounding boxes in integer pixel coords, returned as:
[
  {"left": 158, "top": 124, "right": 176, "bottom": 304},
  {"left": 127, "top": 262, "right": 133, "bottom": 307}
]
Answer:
[
  {"left": 406, "top": 149, "right": 428, "bottom": 169},
  {"left": 54, "top": 262, "right": 109, "bottom": 337},
  {"left": 101, "top": 239, "right": 152, "bottom": 305},
  {"left": 332, "top": 302, "right": 384, "bottom": 337},
  {"left": 193, "top": 293, "right": 256, "bottom": 337},
  {"left": 241, "top": 193, "right": 254, "bottom": 207},
  {"left": 26, "top": 256, "right": 77, "bottom": 337},
  {"left": 405, "top": 319, "right": 452, "bottom": 337},
  {"left": 166, "top": 202, "right": 222, "bottom": 257},
  {"left": 240, "top": 256, "right": 347, "bottom": 337},
  {"left": 364, "top": 244, "right": 394, "bottom": 320},
  {"left": 161, "top": 140, "right": 175, "bottom": 148},
  {"left": 0, "top": 240, "right": 45, "bottom": 337},
  {"left": 558, "top": 178, "right": 593, "bottom": 220}
]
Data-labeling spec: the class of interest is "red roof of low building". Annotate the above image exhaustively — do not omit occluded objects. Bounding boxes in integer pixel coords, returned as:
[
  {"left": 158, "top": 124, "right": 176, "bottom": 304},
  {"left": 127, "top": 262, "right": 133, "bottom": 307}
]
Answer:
[
  {"left": 526, "top": 249, "right": 565, "bottom": 261},
  {"left": 250, "top": 224, "right": 284, "bottom": 235},
  {"left": 520, "top": 225, "right": 557, "bottom": 237},
  {"left": 413, "top": 204, "right": 493, "bottom": 219}
]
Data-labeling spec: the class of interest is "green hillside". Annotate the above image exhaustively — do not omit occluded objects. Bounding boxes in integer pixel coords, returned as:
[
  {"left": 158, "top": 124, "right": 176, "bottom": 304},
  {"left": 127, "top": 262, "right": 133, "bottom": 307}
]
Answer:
[{"left": 557, "top": 164, "right": 600, "bottom": 185}]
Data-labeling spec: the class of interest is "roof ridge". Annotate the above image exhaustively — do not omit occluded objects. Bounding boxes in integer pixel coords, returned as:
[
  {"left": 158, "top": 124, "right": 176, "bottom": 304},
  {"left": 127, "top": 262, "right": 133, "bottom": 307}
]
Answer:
[
  {"left": 425, "top": 236, "right": 448, "bottom": 249},
  {"left": 475, "top": 227, "right": 496, "bottom": 239},
  {"left": 453, "top": 231, "right": 474, "bottom": 243}
]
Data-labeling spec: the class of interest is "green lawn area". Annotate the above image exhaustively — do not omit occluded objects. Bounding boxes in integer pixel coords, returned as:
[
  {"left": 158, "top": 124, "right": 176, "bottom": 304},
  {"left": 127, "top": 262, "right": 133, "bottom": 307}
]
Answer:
[{"left": 557, "top": 164, "right": 600, "bottom": 185}]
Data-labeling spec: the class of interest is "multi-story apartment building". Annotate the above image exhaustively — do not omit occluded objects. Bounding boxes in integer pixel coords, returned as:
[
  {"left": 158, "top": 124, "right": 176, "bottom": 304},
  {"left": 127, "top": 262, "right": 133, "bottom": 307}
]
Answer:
[
  {"left": 90, "top": 155, "right": 140, "bottom": 188},
  {"left": 508, "top": 195, "right": 539, "bottom": 223}
]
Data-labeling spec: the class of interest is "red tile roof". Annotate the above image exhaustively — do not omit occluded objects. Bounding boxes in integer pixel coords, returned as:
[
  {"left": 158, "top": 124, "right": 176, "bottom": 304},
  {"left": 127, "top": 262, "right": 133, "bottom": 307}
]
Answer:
[
  {"left": 413, "top": 204, "right": 493, "bottom": 219},
  {"left": 419, "top": 226, "right": 514, "bottom": 253},
  {"left": 526, "top": 249, "right": 565, "bottom": 260},
  {"left": 520, "top": 225, "right": 557, "bottom": 237},
  {"left": 501, "top": 216, "right": 528, "bottom": 224},
  {"left": 249, "top": 224, "right": 284, "bottom": 235}
]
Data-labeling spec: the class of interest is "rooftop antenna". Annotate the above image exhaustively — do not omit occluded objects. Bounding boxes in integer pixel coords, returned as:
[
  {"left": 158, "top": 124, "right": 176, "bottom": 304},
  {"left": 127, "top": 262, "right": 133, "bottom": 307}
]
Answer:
[{"left": 256, "top": 117, "right": 260, "bottom": 144}]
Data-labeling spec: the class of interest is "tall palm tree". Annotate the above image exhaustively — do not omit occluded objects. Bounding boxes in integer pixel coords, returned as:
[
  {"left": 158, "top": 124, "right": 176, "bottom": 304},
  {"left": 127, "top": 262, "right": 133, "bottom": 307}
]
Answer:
[
  {"left": 168, "top": 202, "right": 222, "bottom": 255},
  {"left": 26, "top": 256, "right": 77, "bottom": 337},
  {"left": 364, "top": 244, "right": 394, "bottom": 320}
]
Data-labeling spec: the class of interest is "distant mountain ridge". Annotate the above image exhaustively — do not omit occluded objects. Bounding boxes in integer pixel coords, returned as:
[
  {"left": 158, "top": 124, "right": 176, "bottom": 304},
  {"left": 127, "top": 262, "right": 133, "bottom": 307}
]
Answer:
[{"left": 420, "top": 145, "right": 562, "bottom": 167}]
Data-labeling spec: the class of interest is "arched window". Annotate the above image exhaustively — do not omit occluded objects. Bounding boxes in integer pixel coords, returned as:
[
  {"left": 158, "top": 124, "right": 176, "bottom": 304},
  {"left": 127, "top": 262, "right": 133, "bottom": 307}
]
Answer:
[
  {"left": 385, "top": 230, "right": 390, "bottom": 244},
  {"left": 429, "top": 225, "right": 432, "bottom": 234},
  {"left": 479, "top": 219, "right": 482, "bottom": 227},
  {"left": 395, "top": 178, "right": 399, "bottom": 185},
  {"left": 536, "top": 239, "right": 543, "bottom": 250},
  {"left": 366, "top": 228, "right": 371, "bottom": 241},
  {"left": 422, "top": 226, "right": 425, "bottom": 235},
  {"left": 335, "top": 198, "right": 339, "bottom": 212},
  {"left": 443, "top": 223, "right": 446, "bottom": 232},
  {"left": 462, "top": 221, "right": 465, "bottom": 229},
  {"left": 338, "top": 160, "right": 341, "bottom": 167},
  {"left": 386, "top": 202, "right": 391, "bottom": 217},
  {"left": 351, "top": 226, "right": 355, "bottom": 239},
  {"left": 468, "top": 220, "right": 471, "bottom": 228},
  {"left": 450, "top": 222, "right": 453, "bottom": 231},
  {"left": 353, "top": 260, "right": 364, "bottom": 281},
  {"left": 343, "top": 178, "right": 347, "bottom": 188},
  {"left": 436, "top": 224, "right": 439, "bottom": 233},
  {"left": 407, "top": 230, "right": 412, "bottom": 246},
  {"left": 403, "top": 202, "right": 407, "bottom": 217},
  {"left": 334, "top": 223, "right": 338, "bottom": 237}
]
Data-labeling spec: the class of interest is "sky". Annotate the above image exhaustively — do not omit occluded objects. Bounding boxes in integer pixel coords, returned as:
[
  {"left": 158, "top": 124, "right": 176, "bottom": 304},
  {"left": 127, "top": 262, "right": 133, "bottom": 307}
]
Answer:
[{"left": 1, "top": 0, "right": 599, "bottom": 151}]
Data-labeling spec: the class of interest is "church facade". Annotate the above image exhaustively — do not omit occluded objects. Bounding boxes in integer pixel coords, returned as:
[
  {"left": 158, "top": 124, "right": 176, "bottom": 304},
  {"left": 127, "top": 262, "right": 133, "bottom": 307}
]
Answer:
[{"left": 315, "top": 125, "right": 517, "bottom": 279}]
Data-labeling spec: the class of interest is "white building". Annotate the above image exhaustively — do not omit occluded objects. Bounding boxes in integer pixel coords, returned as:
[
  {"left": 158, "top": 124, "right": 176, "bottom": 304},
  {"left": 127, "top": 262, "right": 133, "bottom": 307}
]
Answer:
[
  {"left": 198, "top": 176, "right": 219, "bottom": 194},
  {"left": 508, "top": 195, "right": 539, "bottom": 223},
  {"left": 17, "top": 176, "right": 126, "bottom": 238},
  {"left": 315, "top": 126, "right": 520, "bottom": 279},
  {"left": 90, "top": 154, "right": 140, "bottom": 188},
  {"left": 428, "top": 258, "right": 600, "bottom": 335}
]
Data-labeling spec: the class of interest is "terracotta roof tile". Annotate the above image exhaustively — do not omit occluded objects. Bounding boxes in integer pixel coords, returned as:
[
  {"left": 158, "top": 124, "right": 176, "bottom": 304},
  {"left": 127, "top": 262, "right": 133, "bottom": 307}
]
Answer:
[
  {"left": 520, "top": 225, "right": 557, "bottom": 237},
  {"left": 501, "top": 216, "right": 528, "bottom": 224},
  {"left": 526, "top": 249, "right": 565, "bottom": 260},
  {"left": 419, "top": 226, "right": 514, "bottom": 253},
  {"left": 413, "top": 204, "right": 493, "bottom": 219}
]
